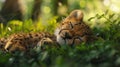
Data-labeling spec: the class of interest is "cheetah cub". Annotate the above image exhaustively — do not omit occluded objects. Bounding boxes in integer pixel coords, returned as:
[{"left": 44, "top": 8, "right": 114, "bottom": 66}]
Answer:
[{"left": 0, "top": 10, "right": 98, "bottom": 53}]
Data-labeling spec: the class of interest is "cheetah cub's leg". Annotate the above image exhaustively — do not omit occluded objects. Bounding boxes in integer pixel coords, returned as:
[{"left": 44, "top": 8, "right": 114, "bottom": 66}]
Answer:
[
  {"left": 37, "top": 38, "right": 54, "bottom": 46},
  {"left": 36, "top": 38, "right": 54, "bottom": 50}
]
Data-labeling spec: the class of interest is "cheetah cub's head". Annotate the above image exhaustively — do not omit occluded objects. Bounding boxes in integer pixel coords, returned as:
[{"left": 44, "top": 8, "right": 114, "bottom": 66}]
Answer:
[{"left": 54, "top": 10, "right": 84, "bottom": 45}]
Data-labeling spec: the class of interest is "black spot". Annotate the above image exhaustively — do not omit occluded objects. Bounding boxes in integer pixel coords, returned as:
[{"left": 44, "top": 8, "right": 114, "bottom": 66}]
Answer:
[
  {"left": 0, "top": 45, "right": 3, "bottom": 48},
  {"left": 6, "top": 44, "right": 12, "bottom": 51},
  {"left": 35, "top": 34, "right": 38, "bottom": 36},
  {"left": 29, "top": 34, "right": 33, "bottom": 38},
  {"left": 24, "top": 37, "right": 29, "bottom": 40},
  {"left": 38, "top": 37, "right": 41, "bottom": 39},
  {"left": 34, "top": 40, "right": 38, "bottom": 43},
  {"left": 1, "top": 41, "right": 4, "bottom": 43},
  {"left": 19, "top": 41, "right": 23, "bottom": 45}
]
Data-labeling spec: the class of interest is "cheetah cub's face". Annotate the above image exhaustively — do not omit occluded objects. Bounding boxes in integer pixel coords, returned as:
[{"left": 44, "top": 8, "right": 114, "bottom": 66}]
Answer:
[{"left": 54, "top": 10, "right": 84, "bottom": 45}]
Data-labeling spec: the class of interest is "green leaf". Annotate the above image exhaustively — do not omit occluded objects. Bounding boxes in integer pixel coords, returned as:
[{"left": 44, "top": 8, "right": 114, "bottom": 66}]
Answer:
[
  {"left": 88, "top": 17, "right": 95, "bottom": 21},
  {"left": 109, "top": 14, "right": 115, "bottom": 19}
]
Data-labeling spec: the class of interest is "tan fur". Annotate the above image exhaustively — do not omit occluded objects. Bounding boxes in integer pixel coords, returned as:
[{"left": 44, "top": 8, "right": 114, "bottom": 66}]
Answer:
[
  {"left": 2, "top": 32, "right": 56, "bottom": 52},
  {"left": 55, "top": 10, "right": 97, "bottom": 45}
]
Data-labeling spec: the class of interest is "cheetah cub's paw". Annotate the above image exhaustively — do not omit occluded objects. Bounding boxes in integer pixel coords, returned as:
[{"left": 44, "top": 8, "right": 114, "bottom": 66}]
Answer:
[{"left": 36, "top": 38, "right": 56, "bottom": 50}]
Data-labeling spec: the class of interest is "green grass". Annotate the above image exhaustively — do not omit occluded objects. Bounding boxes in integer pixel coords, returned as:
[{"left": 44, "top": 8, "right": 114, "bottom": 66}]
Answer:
[{"left": 0, "top": 12, "right": 120, "bottom": 67}]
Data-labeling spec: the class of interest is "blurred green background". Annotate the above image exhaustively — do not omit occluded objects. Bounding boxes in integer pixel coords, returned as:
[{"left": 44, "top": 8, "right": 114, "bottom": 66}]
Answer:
[{"left": 0, "top": 0, "right": 120, "bottom": 23}]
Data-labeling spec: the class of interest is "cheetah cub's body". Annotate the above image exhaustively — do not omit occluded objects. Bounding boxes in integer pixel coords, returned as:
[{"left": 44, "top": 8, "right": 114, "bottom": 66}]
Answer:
[
  {"left": 55, "top": 10, "right": 97, "bottom": 45},
  {"left": 0, "top": 32, "right": 56, "bottom": 52}
]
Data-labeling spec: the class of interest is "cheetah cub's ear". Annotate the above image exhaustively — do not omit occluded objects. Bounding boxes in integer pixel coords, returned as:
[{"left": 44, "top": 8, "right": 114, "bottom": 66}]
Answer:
[{"left": 67, "top": 10, "right": 84, "bottom": 21}]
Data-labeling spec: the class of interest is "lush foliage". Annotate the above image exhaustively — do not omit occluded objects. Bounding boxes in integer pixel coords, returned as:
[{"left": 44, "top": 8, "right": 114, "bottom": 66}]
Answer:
[{"left": 0, "top": 10, "right": 120, "bottom": 67}]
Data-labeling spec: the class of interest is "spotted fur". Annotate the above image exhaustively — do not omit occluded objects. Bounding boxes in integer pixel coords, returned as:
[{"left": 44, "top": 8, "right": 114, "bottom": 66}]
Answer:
[
  {"left": 0, "top": 32, "right": 56, "bottom": 52},
  {"left": 55, "top": 10, "right": 97, "bottom": 45}
]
